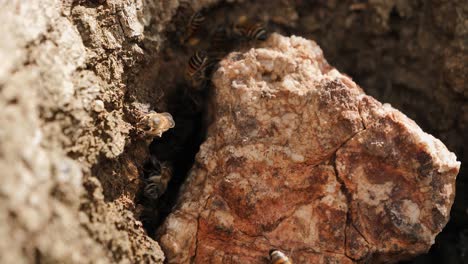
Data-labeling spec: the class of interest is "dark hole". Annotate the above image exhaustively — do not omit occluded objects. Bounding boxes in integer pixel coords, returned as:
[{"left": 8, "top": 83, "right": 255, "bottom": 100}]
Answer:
[
  {"left": 137, "top": 83, "right": 207, "bottom": 235},
  {"left": 135, "top": 2, "right": 243, "bottom": 236}
]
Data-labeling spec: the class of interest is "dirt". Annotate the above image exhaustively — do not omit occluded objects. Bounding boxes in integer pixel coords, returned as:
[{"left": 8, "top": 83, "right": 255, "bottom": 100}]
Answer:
[{"left": 0, "top": 0, "right": 466, "bottom": 263}]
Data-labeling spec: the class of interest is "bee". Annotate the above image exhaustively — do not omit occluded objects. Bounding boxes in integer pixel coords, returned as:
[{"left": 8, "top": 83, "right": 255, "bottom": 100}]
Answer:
[
  {"left": 269, "top": 249, "right": 292, "bottom": 264},
  {"left": 149, "top": 105, "right": 201, "bottom": 162},
  {"left": 143, "top": 157, "right": 173, "bottom": 200},
  {"left": 180, "top": 10, "right": 206, "bottom": 44},
  {"left": 138, "top": 111, "right": 175, "bottom": 137},
  {"left": 232, "top": 20, "right": 268, "bottom": 41},
  {"left": 187, "top": 11, "right": 206, "bottom": 36},
  {"left": 186, "top": 50, "right": 210, "bottom": 88}
]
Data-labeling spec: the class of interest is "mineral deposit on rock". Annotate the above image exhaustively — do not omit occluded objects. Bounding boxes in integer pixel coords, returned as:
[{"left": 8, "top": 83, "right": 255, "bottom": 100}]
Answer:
[{"left": 157, "top": 34, "right": 460, "bottom": 263}]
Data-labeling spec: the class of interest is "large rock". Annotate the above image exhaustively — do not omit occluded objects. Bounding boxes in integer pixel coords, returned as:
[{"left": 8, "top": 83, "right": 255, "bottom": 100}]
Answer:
[
  {"left": 0, "top": 0, "right": 176, "bottom": 262},
  {"left": 157, "top": 34, "right": 460, "bottom": 263}
]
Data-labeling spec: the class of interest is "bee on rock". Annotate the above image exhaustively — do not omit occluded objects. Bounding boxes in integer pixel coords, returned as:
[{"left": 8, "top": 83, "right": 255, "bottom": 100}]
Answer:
[
  {"left": 269, "top": 249, "right": 292, "bottom": 264},
  {"left": 232, "top": 19, "right": 268, "bottom": 41},
  {"left": 177, "top": 1, "right": 206, "bottom": 45},
  {"left": 184, "top": 11, "right": 206, "bottom": 44},
  {"left": 142, "top": 156, "right": 173, "bottom": 200},
  {"left": 186, "top": 50, "right": 211, "bottom": 88},
  {"left": 138, "top": 111, "right": 175, "bottom": 137}
]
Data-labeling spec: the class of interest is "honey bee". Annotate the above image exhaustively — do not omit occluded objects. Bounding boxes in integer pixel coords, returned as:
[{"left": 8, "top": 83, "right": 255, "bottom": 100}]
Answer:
[
  {"left": 179, "top": 10, "right": 206, "bottom": 44},
  {"left": 269, "top": 249, "right": 292, "bottom": 264},
  {"left": 149, "top": 105, "right": 201, "bottom": 162},
  {"left": 143, "top": 157, "right": 173, "bottom": 200},
  {"left": 138, "top": 111, "right": 175, "bottom": 137},
  {"left": 188, "top": 11, "right": 205, "bottom": 36},
  {"left": 232, "top": 20, "right": 268, "bottom": 41},
  {"left": 186, "top": 50, "right": 210, "bottom": 88},
  {"left": 174, "top": 1, "right": 206, "bottom": 44}
]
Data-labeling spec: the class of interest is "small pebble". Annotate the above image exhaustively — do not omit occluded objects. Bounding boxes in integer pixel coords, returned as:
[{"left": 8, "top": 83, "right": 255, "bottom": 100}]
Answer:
[{"left": 92, "top": 100, "right": 105, "bottom": 112}]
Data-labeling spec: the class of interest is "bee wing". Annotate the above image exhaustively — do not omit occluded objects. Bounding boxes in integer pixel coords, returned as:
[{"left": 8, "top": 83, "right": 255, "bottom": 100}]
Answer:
[{"left": 161, "top": 112, "right": 175, "bottom": 128}]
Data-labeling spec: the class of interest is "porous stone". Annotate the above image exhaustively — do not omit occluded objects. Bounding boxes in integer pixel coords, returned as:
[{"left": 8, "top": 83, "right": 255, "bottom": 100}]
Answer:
[{"left": 157, "top": 34, "right": 460, "bottom": 263}]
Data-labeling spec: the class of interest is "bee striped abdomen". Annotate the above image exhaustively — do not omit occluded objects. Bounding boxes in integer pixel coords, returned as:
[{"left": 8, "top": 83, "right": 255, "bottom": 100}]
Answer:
[
  {"left": 189, "top": 12, "right": 205, "bottom": 30},
  {"left": 183, "top": 11, "right": 205, "bottom": 42},
  {"left": 187, "top": 50, "right": 208, "bottom": 77},
  {"left": 186, "top": 50, "right": 210, "bottom": 88},
  {"left": 234, "top": 22, "right": 268, "bottom": 41},
  {"left": 247, "top": 24, "right": 268, "bottom": 40},
  {"left": 269, "top": 249, "right": 292, "bottom": 264}
]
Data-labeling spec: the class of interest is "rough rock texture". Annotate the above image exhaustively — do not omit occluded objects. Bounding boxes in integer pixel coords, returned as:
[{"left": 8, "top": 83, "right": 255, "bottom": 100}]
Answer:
[
  {"left": 0, "top": 0, "right": 466, "bottom": 263},
  {"left": 0, "top": 0, "right": 181, "bottom": 262},
  {"left": 157, "top": 34, "right": 460, "bottom": 263}
]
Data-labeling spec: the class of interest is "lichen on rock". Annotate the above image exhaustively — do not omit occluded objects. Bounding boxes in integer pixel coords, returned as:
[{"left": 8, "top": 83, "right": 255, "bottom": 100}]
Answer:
[{"left": 157, "top": 34, "right": 460, "bottom": 263}]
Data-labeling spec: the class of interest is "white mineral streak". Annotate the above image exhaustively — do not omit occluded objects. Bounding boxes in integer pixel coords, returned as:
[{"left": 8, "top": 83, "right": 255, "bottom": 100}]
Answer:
[{"left": 157, "top": 34, "right": 460, "bottom": 263}]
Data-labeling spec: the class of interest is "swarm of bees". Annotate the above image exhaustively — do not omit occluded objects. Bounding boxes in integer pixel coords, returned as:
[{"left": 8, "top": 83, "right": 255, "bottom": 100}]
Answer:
[
  {"left": 182, "top": 9, "right": 269, "bottom": 92},
  {"left": 269, "top": 249, "right": 293, "bottom": 264},
  {"left": 139, "top": 0, "right": 269, "bottom": 235}
]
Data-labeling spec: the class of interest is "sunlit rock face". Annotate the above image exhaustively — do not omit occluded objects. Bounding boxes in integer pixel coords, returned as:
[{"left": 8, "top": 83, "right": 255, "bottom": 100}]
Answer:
[{"left": 157, "top": 34, "right": 460, "bottom": 264}]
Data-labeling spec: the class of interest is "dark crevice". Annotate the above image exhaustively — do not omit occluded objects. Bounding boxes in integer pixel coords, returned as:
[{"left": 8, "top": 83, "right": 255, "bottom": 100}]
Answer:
[
  {"left": 134, "top": 1, "right": 269, "bottom": 237},
  {"left": 137, "top": 85, "right": 208, "bottom": 235}
]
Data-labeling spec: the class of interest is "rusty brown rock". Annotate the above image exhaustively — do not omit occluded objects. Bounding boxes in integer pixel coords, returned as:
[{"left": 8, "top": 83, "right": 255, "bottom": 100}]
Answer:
[{"left": 157, "top": 34, "right": 460, "bottom": 263}]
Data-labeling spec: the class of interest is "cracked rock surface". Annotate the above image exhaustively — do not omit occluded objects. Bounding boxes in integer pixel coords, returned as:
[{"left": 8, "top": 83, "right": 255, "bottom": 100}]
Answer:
[{"left": 157, "top": 34, "right": 460, "bottom": 263}]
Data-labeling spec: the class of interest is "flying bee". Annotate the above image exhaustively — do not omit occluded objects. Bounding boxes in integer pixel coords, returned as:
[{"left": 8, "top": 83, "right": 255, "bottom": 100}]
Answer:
[
  {"left": 181, "top": 10, "right": 206, "bottom": 44},
  {"left": 269, "top": 249, "right": 292, "bottom": 264},
  {"left": 232, "top": 20, "right": 268, "bottom": 41},
  {"left": 186, "top": 50, "right": 210, "bottom": 88},
  {"left": 138, "top": 111, "right": 175, "bottom": 137},
  {"left": 143, "top": 158, "right": 173, "bottom": 200}
]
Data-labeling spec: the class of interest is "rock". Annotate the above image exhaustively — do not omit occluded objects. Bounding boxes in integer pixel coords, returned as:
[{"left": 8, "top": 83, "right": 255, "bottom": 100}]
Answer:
[
  {"left": 157, "top": 34, "right": 460, "bottom": 263},
  {"left": 0, "top": 0, "right": 174, "bottom": 262},
  {"left": 92, "top": 99, "right": 105, "bottom": 112}
]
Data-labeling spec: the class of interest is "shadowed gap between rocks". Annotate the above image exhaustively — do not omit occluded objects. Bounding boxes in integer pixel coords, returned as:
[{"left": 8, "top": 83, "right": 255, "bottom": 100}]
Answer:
[{"left": 130, "top": 79, "right": 209, "bottom": 235}]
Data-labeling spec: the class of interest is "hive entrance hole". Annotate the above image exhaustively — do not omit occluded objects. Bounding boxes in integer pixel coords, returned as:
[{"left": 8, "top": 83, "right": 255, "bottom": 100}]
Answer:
[
  {"left": 134, "top": 1, "right": 248, "bottom": 236},
  {"left": 136, "top": 82, "right": 208, "bottom": 235}
]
